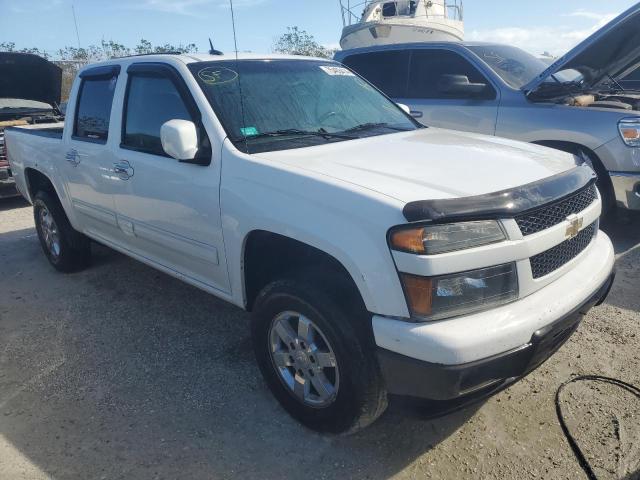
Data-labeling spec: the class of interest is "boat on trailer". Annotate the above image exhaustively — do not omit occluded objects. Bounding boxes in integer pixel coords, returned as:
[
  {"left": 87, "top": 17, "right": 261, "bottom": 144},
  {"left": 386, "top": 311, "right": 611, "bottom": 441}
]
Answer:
[{"left": 339, "top": 0, "right": 464, "bottom": 50}]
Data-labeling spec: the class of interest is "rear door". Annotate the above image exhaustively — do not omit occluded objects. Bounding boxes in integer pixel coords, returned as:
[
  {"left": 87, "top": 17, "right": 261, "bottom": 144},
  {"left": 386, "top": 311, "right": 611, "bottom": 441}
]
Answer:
[
  {"left": 61, "top": 65, "right": 122, "bottom": 243},
  {"left": 110, "top": 62, "right": 230, "bottom": 294},
  {"left": 400, "top": 48, "right": 500, "bottom": 135}
]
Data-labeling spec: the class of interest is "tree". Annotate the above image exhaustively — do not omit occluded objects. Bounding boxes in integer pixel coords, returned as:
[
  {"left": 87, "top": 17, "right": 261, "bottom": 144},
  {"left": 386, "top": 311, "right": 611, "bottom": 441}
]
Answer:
[
  {"left": 273, "top": 27, "right": 335, "bottom": 59},
  {"left": 0, "top": 41, "right": 50, "bottom": 59}
]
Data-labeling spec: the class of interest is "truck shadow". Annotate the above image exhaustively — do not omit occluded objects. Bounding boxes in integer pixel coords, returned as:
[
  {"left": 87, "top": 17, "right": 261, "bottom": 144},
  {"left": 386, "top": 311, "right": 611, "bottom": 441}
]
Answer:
[
  {"left": 1, "top": 209, "right": 635, "bottom": 479},
  {"left": 0, "top": 232, "right": 479, "bottom": 480},
  {"left": 600, "top": 211, "right": 640, "bottom": 313},
  {"left": 0, "top": 196, "right": 28, "bottom": 212}
]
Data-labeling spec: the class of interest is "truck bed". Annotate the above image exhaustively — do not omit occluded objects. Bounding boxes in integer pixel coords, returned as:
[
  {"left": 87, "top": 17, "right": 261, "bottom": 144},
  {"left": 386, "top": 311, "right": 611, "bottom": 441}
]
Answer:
[{"left": 6, "top": 122, "right": 64, "bottom": 139}]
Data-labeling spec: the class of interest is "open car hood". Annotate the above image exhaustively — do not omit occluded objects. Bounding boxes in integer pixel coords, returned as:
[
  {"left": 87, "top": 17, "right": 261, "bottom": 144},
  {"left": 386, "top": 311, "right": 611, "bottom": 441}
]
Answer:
[
  {"left": 524, "top": 3, "right": 640, "bottom": 93},
  {"left": 0, "top": 53, "right": 62, "bottom": 107}
]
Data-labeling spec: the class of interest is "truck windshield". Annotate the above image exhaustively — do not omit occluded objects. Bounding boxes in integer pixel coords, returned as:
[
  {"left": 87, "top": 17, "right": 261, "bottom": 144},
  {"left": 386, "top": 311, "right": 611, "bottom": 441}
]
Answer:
[
  {"left": 468, "top": 45, "right": 579, "bottom": 89},
  {"left": 467, "top": 45, "right": 550, "bottom": 89},
  {"left": 188, "top": 59, "right": 419, "bottom": 154}
]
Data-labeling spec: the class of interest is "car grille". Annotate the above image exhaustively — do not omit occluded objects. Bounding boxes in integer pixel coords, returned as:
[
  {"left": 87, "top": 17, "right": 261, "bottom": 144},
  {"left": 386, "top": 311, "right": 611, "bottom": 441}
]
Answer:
[
  {"left": 529, "top": 222, "right": 597, "bottom": 279},
  {"left": 515, "top": 184, "right": 597, "bottom": 236}
]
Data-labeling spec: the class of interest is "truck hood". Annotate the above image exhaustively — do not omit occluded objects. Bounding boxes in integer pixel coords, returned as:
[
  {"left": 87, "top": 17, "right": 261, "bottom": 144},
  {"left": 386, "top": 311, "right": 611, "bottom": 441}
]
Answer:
[
  {"left": 524, "top": 3, "right": 640, "bottom": 93},
  {"left": 0, "top": 53, "right": 62, "bottom": 107},
  {"left": 258, "top": 129, "right": 577, "bottom": 203}
]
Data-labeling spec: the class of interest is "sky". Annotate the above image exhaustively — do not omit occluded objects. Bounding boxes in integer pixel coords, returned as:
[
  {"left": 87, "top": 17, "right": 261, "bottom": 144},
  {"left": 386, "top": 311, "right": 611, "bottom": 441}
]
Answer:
[{"left": 0, "top": 0, "right": 637, "bottom": 58}]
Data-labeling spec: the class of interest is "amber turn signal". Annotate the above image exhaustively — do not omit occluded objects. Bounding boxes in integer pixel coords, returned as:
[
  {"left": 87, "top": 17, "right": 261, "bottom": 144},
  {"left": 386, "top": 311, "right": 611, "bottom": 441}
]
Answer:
[
  {"left": 390, "top": 227, "right": 425, "bottom": 254},
  {"left": 400, "top": 274, "right": 433, "bottom": 317}
]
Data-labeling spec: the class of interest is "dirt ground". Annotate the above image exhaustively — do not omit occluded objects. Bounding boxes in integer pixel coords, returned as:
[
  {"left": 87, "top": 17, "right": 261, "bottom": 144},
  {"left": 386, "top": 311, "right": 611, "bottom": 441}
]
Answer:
[{"left": 0, "top": 196, "right": 638, "bottom": 480}]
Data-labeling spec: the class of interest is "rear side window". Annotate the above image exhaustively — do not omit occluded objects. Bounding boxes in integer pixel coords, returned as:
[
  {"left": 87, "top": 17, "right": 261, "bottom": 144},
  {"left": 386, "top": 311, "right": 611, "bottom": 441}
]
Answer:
[
  {"left": 342, "top": 51, "right": 410, "bottom": 98},
  {"left": 74, "top": 76, "right": 117, "bottom": 141},
  {"left": 122, "top": 75, "right": 193, "bottom": 156},
  {"left": 408, "top": 49, "right": 496, "bottom": 100}
]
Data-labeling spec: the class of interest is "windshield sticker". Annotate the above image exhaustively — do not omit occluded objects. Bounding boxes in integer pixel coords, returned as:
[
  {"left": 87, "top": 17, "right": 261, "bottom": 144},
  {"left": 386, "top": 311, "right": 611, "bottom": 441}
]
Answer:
[
  {"left": 319, "top": 66, "right": 355, "bottom": 77},
  {"left": 240, "top": 126, "right": 259, "bottom": 137},
  {"left": 198, "top": 66, "right": 239, "bottom": 85}
]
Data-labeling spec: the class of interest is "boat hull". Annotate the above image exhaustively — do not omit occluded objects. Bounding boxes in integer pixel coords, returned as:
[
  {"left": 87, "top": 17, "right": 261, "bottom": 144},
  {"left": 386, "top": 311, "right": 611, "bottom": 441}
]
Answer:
[{"left": 340, "top": 20, "right": 463, "bottom": 50}]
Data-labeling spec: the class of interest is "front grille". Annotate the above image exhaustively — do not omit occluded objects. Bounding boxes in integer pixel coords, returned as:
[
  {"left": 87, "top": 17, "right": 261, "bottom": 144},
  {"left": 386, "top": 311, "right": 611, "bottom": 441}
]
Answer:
[
  {"left": 530, "top": 222, "right": 597, "bottom": 279},
  {"left": 515, "top": 184, "right": 597, "bottom": 236}
]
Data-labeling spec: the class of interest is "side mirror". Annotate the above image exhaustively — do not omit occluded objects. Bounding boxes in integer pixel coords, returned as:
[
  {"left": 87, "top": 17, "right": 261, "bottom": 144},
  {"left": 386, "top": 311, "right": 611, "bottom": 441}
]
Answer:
[
  {"left": 160, "top": 119, "right": 199, "bottom": 161},
  {"left": 438, "top": 74, "right": 487, "bottom": 96},
  {"left": 397, "top": 103, "right": 411, "bottom": 115}
]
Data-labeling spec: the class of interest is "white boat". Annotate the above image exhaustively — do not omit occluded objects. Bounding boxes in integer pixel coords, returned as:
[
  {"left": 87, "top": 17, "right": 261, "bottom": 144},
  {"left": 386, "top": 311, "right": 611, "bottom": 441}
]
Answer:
[{"left": 339, "top": 0, "right": 464, "bottom": 50}]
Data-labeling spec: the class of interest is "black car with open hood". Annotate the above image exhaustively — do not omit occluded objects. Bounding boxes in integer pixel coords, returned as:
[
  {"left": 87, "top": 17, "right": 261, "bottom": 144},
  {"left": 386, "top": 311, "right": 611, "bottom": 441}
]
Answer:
[
  {"left": 0, "top": 52, "right": 63, "bottom": 197},
  {"left": 0, "top": 52, "right": 62, "bottom": 108}
]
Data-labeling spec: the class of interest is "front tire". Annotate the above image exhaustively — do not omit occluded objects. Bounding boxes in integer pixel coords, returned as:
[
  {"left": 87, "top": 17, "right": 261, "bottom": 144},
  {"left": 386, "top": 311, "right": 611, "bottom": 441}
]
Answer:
[
  {"left": 251, "top": 278, "right": 388, "bottom": 434},
  {"left": 33, "top": 190, "right": 91, "bottom": 272}
]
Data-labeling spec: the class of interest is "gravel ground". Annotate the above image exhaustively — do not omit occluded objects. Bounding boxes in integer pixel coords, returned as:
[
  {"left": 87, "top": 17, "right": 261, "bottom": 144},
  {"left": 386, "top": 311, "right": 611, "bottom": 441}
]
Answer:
[{"left": 0, "top": 196, "right": 638, "bottom": 480}]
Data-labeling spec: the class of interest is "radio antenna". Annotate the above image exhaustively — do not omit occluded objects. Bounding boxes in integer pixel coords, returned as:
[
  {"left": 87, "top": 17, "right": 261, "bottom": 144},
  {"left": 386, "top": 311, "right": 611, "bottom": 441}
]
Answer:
[
  {"left": 229, "top": 0, "right": 249, "bottom": 151},
  {"left": 72, "top": 4, "right": 82, "bottom": 48}
]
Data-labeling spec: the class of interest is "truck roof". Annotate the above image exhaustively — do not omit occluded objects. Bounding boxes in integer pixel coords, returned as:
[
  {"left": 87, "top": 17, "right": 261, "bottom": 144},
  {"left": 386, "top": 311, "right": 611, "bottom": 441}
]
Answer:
[{"left": 78, "top": 52, "right": 334, "bottom": 73}]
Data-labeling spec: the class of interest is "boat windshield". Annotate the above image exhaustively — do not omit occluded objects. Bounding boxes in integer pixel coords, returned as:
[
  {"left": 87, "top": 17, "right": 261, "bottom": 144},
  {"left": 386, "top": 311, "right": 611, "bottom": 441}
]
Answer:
[
  {"left": 189, "top": 59, "right": 419, "bottom": 154},
  {"left": 468, "top": 45, "right": 580, "bottom": 89}
]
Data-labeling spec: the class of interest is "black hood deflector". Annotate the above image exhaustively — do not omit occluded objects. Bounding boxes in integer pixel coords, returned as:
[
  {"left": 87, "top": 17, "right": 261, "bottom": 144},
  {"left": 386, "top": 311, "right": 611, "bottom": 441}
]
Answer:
[
  {"left": 402, "top": 165, "right": 597, "bottom": 223},
  {"left": 0, "top": 52, "right": 62, "bottom": 106}
]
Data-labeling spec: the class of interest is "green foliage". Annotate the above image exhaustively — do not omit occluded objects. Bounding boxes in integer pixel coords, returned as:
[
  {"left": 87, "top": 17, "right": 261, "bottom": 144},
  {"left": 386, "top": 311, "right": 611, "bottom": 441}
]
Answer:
[
  {"left": 273, "top": 27, "right": 335, "bottom": 59},
  {"left": 0, "top": 41, "right": 50, "bottom": 59}
]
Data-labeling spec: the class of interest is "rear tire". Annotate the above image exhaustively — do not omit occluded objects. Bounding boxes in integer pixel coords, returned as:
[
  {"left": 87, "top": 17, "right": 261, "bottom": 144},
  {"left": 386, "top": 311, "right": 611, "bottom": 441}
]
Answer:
[
  {"left": 33, "top": 190, "right": 91, "bottom": 272},
  {"left": 251, "top": 278, "right": 388, "bottom": 434}
]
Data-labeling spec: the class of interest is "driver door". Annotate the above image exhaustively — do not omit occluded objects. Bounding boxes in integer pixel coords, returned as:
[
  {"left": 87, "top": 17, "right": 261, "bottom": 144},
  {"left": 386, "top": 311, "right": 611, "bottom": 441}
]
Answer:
[{"left": 398, "top": 48, "right": 500, "bottom": 135}]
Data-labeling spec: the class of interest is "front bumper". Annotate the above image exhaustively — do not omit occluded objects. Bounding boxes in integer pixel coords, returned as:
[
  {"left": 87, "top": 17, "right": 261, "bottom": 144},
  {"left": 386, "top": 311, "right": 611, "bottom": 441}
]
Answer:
[
  {"left": 377, "top": 272, "right": 614, "bottom": 401},
  {"left": 610, "top": 172, "right": 640, "bottom": 210}
]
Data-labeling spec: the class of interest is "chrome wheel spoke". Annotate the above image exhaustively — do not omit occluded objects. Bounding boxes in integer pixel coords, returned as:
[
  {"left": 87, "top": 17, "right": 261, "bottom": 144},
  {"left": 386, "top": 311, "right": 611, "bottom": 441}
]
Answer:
[
  {"left": 309, "top": 370, "right": 334, "bottom": 401},
  {"left": 274, "top": 319, "right": 297, "bottom": 347},
  {"left": 314, "top": 351, "right": 337, "bottom": 368},
  {"left": 272, "top": 351, "right": 294, "bottom": 368},
  {"left": 297, "top": 315, "right": 314, "bottom": 345},
  {"left": 293, "top": 372, "right": 308, "bottom": 401}
]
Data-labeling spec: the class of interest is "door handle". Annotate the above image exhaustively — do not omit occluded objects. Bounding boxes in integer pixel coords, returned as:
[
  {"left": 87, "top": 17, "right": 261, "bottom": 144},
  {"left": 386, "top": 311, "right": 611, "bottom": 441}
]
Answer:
[
  {"left": 410, "top": 110, "right": 423, "bottom": 118},
  {"left": 65, "top": 149, "right": 86, "bottom": 166},
  {"left": 113, "top": 160, "right": 134, "bottom": 180}
]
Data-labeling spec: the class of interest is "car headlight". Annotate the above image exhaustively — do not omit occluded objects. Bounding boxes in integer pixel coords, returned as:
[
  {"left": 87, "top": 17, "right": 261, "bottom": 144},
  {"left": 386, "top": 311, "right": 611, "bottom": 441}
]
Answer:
[
  {"left": 400, "top": 263, "right": 519, "bottom": 321},
  {"left": 618, "top": 118, "right": 640, "bottom": 147},
  {"left": 390, "top": 220, "right": 506, "bottom": 255}
]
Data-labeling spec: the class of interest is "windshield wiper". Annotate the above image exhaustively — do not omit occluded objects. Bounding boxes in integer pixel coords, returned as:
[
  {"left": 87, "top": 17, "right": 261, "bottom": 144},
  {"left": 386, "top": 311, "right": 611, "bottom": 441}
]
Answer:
[
  {"left": 236, "top": 128, "right": 355, "bottom": 141},
  {"left": 342, "top": 122, "right": 412, "bottom": 133}
]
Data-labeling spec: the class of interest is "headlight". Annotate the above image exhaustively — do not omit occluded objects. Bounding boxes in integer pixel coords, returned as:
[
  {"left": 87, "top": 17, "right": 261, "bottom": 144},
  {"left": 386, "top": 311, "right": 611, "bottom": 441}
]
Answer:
[
  {"left": 400, "top": 263, "right": 519, "bottom": 321},
  {"left": 390, "top": 220, "right": 506, "bottom": 255},
  {"left": 618, "top": 118, "right": 640, "bottom": 147}
]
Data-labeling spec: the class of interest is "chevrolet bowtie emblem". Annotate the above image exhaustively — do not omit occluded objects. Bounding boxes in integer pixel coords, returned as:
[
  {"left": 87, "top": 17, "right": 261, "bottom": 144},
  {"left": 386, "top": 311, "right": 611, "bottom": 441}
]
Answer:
[{"left": 565, "top": 214, "right": 584, "bottom": 239}]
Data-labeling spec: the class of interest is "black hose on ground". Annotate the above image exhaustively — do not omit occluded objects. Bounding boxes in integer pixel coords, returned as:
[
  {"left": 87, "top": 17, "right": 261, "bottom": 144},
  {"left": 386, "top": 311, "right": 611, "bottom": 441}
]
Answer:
[{"left": 555, "top": 375, "right": 640, "bottom": 480}]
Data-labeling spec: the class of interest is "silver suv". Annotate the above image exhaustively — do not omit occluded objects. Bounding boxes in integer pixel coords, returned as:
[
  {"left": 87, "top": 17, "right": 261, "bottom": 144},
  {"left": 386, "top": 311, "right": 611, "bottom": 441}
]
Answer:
[{"left": 335, "top": 3, "right": 640, "bottom": 212}]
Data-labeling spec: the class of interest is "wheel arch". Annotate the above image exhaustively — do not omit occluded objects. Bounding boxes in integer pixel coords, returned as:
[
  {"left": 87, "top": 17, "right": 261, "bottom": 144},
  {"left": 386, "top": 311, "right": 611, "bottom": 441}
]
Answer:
[
  {"left": 241, "top": 230, "right": 368, "bottom": 314},
  {"left": 531, "top": 140, "right": 615, "bottom": 210}
]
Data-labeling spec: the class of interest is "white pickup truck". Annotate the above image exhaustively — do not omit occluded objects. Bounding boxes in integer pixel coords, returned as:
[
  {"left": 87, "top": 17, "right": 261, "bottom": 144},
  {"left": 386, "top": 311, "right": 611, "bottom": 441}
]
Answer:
[{"left": 6, "top": 53, "right": 615, "bottom": 433}]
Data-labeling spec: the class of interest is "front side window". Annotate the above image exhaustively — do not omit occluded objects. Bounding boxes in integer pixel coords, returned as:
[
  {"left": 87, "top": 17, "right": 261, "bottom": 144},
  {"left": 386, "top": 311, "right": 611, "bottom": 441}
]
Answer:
[
  {"left": 74, "top": 76, "right": 117, "bottom": 141},
  {"left": 122, "top": 75, "right": 193, "bottom": 155},
  {"left": 408, "top": 49, "right": 496, "bottom": 99},
  {"left": 188, "top": 59, "right": 418, "bottom": 154},
  {"left": 342, "top": 51, "right": 410, "bottom": 98}
]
